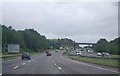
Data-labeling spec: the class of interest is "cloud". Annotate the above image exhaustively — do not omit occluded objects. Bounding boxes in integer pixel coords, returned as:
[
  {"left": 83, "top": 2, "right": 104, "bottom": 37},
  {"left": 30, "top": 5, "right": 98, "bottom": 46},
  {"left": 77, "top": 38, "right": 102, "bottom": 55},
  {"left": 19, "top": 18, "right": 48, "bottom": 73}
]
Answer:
[{"left": 2, "top": 1, "right": 118, "bottom": 43}]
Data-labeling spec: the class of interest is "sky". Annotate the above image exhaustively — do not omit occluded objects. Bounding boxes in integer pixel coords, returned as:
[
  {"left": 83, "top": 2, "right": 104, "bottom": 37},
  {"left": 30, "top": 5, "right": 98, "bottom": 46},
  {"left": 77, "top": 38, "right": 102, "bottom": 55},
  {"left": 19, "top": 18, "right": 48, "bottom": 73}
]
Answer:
[{"left": 1, "top": 0, "right": 119, "bottom": 43}]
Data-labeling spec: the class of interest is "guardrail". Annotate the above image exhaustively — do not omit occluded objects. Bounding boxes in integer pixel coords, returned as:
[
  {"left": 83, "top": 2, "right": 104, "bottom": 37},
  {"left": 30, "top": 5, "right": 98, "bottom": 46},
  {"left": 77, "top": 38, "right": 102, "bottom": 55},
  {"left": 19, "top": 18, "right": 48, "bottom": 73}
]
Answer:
[{"left": 0, "top": 54, "right": 22, "bottom": 58}]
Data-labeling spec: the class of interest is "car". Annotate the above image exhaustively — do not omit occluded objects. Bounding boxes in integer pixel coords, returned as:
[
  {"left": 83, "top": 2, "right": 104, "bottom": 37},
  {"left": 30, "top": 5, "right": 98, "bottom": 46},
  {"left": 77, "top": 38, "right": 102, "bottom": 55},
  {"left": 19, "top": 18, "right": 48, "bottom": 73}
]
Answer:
[
  {"left": 87, "top": 50, "right": 90, "bottom": 52},
  {"left": 76, "top": 51, "right": 82, "bottom": 55},
  {"left": 97, "top": 52, "right": 102, "bottom": 56},
  {"left": 21, "top": 52, "right": 30, "bottom": 60},
  {"left": 55, "top": 50, "right": 58, "bottom": 52},
  {"left": 45, "top": 51, "right": 48, "bottom": 53},
  {"left": 102, "top": 52, "right": 110, "bottom": 57},
  {"left": 47, "top": 53, "right": 51, "bottom": 56},
  {"left": 87, "top": 49, "right": 93, "bottom": 53}
]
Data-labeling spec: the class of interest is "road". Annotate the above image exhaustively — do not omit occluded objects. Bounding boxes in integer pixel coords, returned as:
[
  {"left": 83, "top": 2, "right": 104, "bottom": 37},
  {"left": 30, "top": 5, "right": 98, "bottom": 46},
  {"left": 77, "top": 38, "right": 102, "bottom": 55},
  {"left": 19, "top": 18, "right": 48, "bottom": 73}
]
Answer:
[
  {"left": 70, "top": 50, "right": 97, "bottom": 57},
  {"left": 2, "top": 50, "right": 119, "bottom": 75}
]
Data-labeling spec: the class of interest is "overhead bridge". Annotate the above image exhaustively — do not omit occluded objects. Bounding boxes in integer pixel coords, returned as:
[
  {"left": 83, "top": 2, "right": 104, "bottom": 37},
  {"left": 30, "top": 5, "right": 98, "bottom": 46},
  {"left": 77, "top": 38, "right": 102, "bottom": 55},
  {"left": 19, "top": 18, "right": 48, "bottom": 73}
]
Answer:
[
  {"left": 75, "top": 43, "right": 96, "bottom": 45},
  {"left": 60, "top": 42, "right": 96, "bottom": 45}
]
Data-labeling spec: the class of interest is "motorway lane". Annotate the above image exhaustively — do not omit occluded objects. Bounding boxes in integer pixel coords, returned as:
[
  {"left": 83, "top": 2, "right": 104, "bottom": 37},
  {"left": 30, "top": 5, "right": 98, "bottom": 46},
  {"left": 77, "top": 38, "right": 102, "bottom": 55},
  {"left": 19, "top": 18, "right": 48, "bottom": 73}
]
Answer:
[
  {"left": 7, "top": 54, "right": 62, "bottom": 74},
  {"left": 3, "top": 52, "right": 63, "bottom": 74},
  {"left": 2, "top": 53, "right": 46, "bottom": 74},
  {"left": 52, "top": 50, "right": 119, "bottom": 74},
  {"left": 2, "top": 50, "right": 119, "bottom": 74},
  {"left": 81, "top": 50, "right": 98, "bottom": 57},
  {"left": 70, "top": 50, "right": 99, "bottom": 57}
]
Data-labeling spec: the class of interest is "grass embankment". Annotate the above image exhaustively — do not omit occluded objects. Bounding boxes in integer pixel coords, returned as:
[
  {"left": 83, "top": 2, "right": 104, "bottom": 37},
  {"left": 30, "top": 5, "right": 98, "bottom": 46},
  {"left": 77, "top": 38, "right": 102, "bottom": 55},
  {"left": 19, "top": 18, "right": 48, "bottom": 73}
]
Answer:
[{"left": 63, "top": 50, "right": 119, "bottom": 68}]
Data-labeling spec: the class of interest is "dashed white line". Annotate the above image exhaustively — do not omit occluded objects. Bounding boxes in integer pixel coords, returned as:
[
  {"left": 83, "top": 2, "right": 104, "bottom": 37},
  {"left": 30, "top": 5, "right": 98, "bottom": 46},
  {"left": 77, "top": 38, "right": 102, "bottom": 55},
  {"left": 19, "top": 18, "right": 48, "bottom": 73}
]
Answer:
[
  {"left": 31, "top": 59, "right": 34, "bottom": 61},
  {"left": 54, "top": 63, "right": 57, "bottom": 65},
  {"left": 58, "top": 67, "right": 62, "bottom": 70},
  {"left": 22, "top": 63, "right": 26, "bottom": 65},
  {"left": 60, "top": 53, "right": 119, "bottom": 73},
  {"left": 13, "top": 66, "right": 19, "bottom": 69},
  {"left": 28, "top": 60, "right": 31, "bottom": 62},
  {"left": 52, "top": 59, "right": 62, "bottom": 70}
]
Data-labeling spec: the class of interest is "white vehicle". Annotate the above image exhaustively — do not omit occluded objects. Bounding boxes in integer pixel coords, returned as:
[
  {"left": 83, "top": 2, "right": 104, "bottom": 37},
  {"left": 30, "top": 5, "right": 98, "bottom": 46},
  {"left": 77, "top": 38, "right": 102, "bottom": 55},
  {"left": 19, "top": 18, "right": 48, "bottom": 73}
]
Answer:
[
  {"left": 102, "top": 52, "right": 110, "bottom": 57},
  {"left": 76, "top": 51, "right": 82, "bottom": 55},
  {"left": 87, "top": 50, "right": 93, "bottom": 53},
  {"left": 97, "top": 52, "right": 102, "bottom": 56}
]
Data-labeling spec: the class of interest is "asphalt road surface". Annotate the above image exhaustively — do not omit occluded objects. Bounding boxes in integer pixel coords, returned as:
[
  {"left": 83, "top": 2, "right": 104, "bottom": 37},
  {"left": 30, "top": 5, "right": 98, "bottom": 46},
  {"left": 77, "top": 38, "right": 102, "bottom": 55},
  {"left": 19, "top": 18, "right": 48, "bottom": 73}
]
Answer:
[
  {"left": 2, "top": 50, "right": 119, "bottom": 74},
  {"left": 70, "top": 50, "right": 98, "bottom": 57}
]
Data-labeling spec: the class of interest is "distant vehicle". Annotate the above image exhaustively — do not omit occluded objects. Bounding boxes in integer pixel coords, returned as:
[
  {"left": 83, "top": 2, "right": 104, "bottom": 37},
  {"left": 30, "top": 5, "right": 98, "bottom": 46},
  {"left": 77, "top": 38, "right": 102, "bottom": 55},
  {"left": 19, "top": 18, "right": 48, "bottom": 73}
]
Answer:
[
  {"left": 21, "top": 52, "right": 30, "bottom": 60},
  {"left": 87, "top": 50, "right": 90, "bottom": 52},
  {"left": 76, "top": 51, "right": 82, "bottom": 55},
  {"left": 59, "top": 47, "right": 64, "bottom": 50},
  {"left": 87, "top": 50, "right": 93, "bottom": 53},
  {"left": 55, "top": 50, "right": 58, "bottom": 52},
  {"left": 45, "top": 49, "right": 49, "bottom": 53},
  {"left": 102, "top": 52, "right": 110, "bottom": 57},
  {"left": 97, "top": 52, "right": 102, "bottom": 56},
  {"left": 47, "top": 53, "right": 51, "bottom": 56}
]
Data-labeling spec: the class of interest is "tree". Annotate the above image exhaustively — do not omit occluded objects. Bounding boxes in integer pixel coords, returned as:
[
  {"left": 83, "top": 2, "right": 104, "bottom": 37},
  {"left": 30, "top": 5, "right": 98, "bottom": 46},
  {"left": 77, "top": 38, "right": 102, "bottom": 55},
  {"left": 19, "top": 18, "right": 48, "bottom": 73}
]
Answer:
[
  {"left": 93, "top": 38, "right": 108, "bottom": 52},
  {"left": 2, "top": 25, "right": 49, "bottom": 53},
  {"left": 93, "top": 37, "right": 120, "bottom": 55}
]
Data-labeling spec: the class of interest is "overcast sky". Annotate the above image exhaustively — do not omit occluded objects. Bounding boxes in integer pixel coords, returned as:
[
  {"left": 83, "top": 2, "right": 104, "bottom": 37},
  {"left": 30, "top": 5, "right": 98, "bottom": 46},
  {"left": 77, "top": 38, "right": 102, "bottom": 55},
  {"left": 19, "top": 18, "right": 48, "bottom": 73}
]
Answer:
[{"left": 1, "top": 0, "right": 119, "bottom": 43}]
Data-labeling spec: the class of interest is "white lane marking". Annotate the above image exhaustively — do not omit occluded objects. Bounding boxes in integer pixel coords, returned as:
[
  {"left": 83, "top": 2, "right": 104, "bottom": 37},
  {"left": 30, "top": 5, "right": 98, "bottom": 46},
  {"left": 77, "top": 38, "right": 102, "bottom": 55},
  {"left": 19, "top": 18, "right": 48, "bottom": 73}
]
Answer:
[
  {"left": 7, "top": 60, "right": 11, "bottom": 61},
  {"left": 13, "top": 66, "right": 19, "bottom": 69},
  {"left": 22, "top": 63, "right": 26, "bottom": 65},
  {"left": 28, "top": 60, "right": 31, "bottom": 62},
  {"left": 0, "top": 73, "right": 2, "bottom": 76},
  {"left": 31, "top": 59, "right": 34, "bottom": 61},
  {"left": 54, "top": 63, "right": 57, "bottom": 65},
  {"left": 58, "top": 67, "right": 62, "bottom": 70},
  {"left": 60, "top": 52, "right": 119, "bottom": 73},
  {"left": 52, "top": 59, "right": 62, "bottom": 71}
]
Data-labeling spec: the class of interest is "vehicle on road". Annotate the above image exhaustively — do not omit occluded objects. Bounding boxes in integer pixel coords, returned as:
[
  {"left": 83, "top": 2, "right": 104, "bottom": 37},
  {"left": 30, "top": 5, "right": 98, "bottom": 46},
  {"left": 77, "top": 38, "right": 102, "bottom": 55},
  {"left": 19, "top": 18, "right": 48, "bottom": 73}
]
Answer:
[
  {"left": 21, "top": 51, "right": 30, "bottom": 60},
  {"left": 97, "top": 52, "right": 102, "bottom": 56},
  {"left": 76, "top": 51, "right": 82, "bottom": 55},
  {"left": 45, "top": 49, "right": 49, "bottom": 53},
  {"left": 47, "top": 53, "right": 51, "bottom": 56},
  {"left": 55, "top": 50, "right": 58, "bottom": 52},
  {"left": 102, "top": 52, "right": 110, "bottom": 57}
]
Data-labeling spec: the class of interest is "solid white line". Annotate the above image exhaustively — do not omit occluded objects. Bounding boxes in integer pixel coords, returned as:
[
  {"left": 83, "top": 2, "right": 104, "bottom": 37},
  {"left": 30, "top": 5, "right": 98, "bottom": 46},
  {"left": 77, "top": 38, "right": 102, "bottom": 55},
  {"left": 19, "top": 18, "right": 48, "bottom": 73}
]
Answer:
[
  {"left": 13, "top": 66, "right": 19, "bottom": 69},
  {"left": 60, "top": 52, "right": 119, "bottom": 73}
]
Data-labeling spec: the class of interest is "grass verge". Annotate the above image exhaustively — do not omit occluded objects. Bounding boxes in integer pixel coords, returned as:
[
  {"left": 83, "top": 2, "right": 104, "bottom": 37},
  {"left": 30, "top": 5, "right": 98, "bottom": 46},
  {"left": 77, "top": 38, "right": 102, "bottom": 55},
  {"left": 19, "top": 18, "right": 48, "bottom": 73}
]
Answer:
[
  {"left": 63, "top": 50, "right": 119, "bottom": 68},
  {"left": 2, "top": 52, "right": 42, "bottom": 60}
]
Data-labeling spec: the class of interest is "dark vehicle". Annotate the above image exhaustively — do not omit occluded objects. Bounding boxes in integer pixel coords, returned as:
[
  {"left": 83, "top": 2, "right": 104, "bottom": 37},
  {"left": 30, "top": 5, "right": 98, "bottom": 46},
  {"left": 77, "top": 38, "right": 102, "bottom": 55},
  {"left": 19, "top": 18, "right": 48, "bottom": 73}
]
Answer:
[
  {"left": 45, "top": 49, "right": 49, "bottom": 53},
  {"left": 55, "top": 50, "right": 58, "bottom": 52},
  {"left": 21, "top": 52, "right": 30, "bottom": 60},
  {"left": 45, "top": 51, "right": 48, "bottom": 53},
  {"left": 47, "top": 53, "right": 51, "bottom": 56}
]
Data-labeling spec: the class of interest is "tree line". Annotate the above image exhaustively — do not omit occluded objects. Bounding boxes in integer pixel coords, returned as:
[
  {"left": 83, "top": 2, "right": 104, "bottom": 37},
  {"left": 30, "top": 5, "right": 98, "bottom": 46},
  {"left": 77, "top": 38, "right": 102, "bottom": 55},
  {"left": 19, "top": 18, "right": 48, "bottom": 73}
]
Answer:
[
  {"left": 2, "top": 25, "right": 49, "bottom": 53},
  {"left": 1, "top": 24, "right": 119, "bottom": 55},
  {"left": 47, "top": 38, "right": 79, "bottom": 49},
  {"left": 93, "top": 38, "right": 120, "bottom": 55}
]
